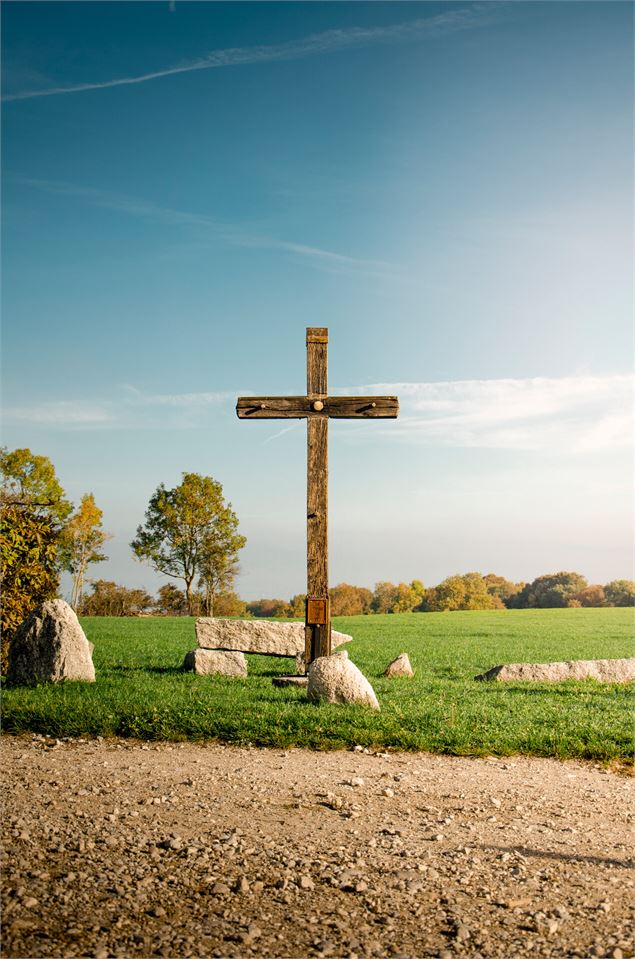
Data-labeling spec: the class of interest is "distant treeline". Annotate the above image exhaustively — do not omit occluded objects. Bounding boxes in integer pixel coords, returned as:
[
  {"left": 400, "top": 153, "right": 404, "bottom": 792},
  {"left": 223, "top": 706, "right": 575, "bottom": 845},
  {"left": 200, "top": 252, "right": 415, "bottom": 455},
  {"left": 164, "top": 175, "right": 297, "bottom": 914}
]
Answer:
[
  {"left": 247, "top": 573, "right": 634, "bottom": 616},
  {"left": 78, "top": 572, "right": 634, "bottom": 616}
]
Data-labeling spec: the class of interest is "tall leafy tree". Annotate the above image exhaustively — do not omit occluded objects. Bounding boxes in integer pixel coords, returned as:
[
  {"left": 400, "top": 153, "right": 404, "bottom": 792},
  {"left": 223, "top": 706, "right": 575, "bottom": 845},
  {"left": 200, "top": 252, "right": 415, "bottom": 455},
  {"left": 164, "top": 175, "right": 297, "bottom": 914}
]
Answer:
[
  {"left": 61, "top": 494, "right": 110, "bottom": 610},
  {"left": 483, "top": 573, "right": 524, "bottom": 608},
  {"left": 513, "top": 571, "right": 588, "bottom": 609},
  {"left": 425, "top": 573, "right": 504, "bottom": 611},
  {"left": 603, "top": 579, "right": 635, "bottom": 607},
  {"left": 0, "top": 447, "right": 72, "bottom": 522},
  {"left": 131, "top": 473, "right": 246, "bottom": 615}
]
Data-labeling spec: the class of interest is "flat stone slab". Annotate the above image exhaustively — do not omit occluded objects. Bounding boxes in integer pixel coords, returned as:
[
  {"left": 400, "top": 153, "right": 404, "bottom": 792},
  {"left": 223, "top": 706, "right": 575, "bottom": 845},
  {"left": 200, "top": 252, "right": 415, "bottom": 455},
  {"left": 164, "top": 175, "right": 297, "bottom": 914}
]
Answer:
[
  {"left": 475, "top": 658, "right": 635, "bottom": 684},
  {"left": 183, "top": 649, "right": 248, "bottom": 677},
  {"left": 196, "top": 619, "right": 352, "bottom": 657}
]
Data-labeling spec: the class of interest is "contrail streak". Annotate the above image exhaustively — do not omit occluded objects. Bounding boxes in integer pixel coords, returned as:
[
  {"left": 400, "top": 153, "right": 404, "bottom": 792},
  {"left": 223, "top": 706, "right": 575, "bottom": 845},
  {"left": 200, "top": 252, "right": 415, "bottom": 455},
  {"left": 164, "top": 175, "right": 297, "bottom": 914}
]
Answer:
[{"left": 3, "top": 5, "right": 497, "bottom": 102}]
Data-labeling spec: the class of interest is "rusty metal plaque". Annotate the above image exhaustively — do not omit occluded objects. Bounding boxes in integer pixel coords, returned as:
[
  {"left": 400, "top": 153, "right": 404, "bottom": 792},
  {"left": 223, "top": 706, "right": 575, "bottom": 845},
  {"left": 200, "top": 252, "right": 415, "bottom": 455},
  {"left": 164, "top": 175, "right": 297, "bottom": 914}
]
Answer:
[{"left": 306, "top": 598, "right": 328, "bottom": 625}]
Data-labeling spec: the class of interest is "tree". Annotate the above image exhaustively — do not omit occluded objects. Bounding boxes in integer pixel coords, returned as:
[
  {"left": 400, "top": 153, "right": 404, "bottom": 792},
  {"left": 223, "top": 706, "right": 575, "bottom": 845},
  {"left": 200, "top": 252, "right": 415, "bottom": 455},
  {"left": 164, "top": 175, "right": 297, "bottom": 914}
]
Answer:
[
  {"left": 288, "top": 593, "right": 307, "bottom": 618},
  {"left": 572, "top": 585, "right": 606, "bottom": 608},
  {"left": 410, "top": 580, "right": 426, "bottom": 610},
  {"left": 424, "top": 575, "right": 465, "bottom": 612},
  {"left": 424, "top": 573, "right": 503, "bottom": 612},
  {"left": 513, "top": 572, "right": 588, "bottom": 609},
  {"left": 156, "top": 583, "right": 188, "bottom": 615},
  {"left": 61, "top": 494, "right": 110, "bottom": 610},
  {"left": 80, "top": 580, "right": 154, "bottom": 616},
  {"left": 371, "top": 581, "right": 398, "bottom": 613},
  {"left": 604, "top": 579, "right": 635, "bottom": 607},
  {"left": 0, "top": 447, "right": 72, "bottom": 522},
  {"left": 392, "top": 582, "right": 421, "bottom": 613},
  {"left": 246, "top": 598, "right": 291, "bottom": 618},
  {"left": 131, "top": 473, "right": 246, "bottom": 615},
  {"left": 198, "top": 518, "right": 246, "bottom": 617},
  {"left": 330, "top": 583, "right": 372, "bottom": 616},
  {"left": 483, "top": 573, "right": 523, "bottom": 608},
  {"left": 214, "top": 591, "right": 248, "bottom": 617}
]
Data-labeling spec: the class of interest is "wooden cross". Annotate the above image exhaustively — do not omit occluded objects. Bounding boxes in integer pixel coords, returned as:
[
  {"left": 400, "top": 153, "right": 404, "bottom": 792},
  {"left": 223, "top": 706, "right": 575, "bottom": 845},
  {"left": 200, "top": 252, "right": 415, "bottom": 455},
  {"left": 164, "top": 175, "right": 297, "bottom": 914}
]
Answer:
[{"left": 237, "top": 328, "right": 399, "bottom": 668}]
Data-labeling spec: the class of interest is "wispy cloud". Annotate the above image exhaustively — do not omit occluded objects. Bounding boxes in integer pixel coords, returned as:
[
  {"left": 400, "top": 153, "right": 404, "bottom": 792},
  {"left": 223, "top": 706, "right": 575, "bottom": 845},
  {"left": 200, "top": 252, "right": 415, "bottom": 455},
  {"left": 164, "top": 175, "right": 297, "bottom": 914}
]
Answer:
[
  {"left": 3, "top": 386, "right": 240, "bottom": 431},
  {"left": 13, "top": 175, "right": 394, "bottom": 273},
  {"left": 4, "top": 375, "right": 632, "bottom": 453},
  {"left": 338, "top": 374, "right": 633, "bottom": 452},
  {"left": 3, "top": 5, "right": 497, "bottom": 103},
  {"left": 120, "top": 385, "right": 239, "bottom": 409},
  {"left": 263, "top": 424, "right": 301, "bottom": 445},
  {"left": 5, "top": 402, "right": 115, "bottom": 426}
]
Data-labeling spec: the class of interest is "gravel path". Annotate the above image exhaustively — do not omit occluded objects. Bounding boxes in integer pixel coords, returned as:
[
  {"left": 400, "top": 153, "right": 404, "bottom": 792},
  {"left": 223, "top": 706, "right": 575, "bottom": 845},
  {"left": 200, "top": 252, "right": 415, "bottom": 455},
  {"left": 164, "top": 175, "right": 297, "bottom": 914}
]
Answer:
[{"left": 2, "top": 735, "right": 633, "bottom": 959}]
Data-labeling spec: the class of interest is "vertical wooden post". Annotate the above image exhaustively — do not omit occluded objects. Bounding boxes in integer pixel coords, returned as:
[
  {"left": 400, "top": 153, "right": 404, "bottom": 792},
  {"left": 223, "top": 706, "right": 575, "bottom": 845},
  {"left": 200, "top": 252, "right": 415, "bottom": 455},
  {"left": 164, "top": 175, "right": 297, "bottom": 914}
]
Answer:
[{"left": 305, "top": 327, "right": 331, "bottom": 666}]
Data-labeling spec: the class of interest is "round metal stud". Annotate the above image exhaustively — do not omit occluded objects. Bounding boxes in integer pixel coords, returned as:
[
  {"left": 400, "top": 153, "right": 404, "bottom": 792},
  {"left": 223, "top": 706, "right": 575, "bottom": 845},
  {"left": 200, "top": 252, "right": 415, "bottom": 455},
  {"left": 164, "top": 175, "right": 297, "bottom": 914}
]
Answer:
[{"left": 313, "top": 400, "right": 324, "bottom": 411}]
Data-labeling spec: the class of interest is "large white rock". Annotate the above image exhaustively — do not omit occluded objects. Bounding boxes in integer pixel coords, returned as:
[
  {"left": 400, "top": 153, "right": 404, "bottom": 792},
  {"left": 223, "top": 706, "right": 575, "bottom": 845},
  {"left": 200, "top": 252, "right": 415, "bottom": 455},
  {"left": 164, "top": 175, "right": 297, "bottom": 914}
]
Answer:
[
  {"left": 384, "top": 653, "right": 414, "bottom": 678},
  {"left": 475, "top": 658, "right": 635, "bottom": 684},
  {"left": 196, "top": 619, "right": 352, "bottom": 657},
  {"left": 7, "top": 599, "right": 95, "bottom": 686},
  {"left": 307, "top": 652, "right": 380, "bottom": 710},
  {"left": 182, "top": 649, "right": 248, "bottom": 677}
]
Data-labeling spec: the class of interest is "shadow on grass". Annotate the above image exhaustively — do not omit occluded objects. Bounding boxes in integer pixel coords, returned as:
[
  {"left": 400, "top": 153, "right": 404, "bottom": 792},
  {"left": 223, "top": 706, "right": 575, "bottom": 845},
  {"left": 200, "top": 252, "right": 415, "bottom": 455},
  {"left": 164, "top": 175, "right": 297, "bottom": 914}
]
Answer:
[
  {"left": 482, "top": 844, "right": 632, "bottom": 870},
  {"left": 472, "top": 684, "right": 627, "bottom": 698},
  {"left": 108, "top": 664, "right": 184, "bottom": 675}
]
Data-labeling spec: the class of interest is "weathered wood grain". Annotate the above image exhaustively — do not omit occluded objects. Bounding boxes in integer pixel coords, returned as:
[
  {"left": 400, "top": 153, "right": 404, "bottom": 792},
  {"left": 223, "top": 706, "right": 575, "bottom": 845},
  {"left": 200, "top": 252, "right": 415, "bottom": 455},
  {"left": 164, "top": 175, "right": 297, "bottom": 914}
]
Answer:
[
  {"left": 236, "top": 395, "right": 399, "bottom": 419},
  {"left": 306, "top": 328, "right": 331, "bottom": 661}
]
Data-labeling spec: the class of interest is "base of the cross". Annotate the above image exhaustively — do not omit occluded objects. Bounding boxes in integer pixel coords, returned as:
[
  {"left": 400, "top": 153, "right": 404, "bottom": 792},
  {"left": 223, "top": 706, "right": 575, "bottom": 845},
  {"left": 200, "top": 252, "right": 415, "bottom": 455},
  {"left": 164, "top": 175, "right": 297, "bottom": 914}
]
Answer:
[
  {"left": 272, "top": 675, "right": 309, "bottom": 689},
  {"left": 305, "top": 597, "right": 331, "bottom": 665}
]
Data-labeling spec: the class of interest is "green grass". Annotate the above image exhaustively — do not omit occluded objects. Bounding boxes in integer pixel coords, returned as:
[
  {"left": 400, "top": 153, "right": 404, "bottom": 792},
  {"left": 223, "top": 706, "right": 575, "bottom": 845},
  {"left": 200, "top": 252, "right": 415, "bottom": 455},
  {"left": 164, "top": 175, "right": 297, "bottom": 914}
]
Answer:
[{"left": 3, "top": 609, "right": 633, "bottom": 761}]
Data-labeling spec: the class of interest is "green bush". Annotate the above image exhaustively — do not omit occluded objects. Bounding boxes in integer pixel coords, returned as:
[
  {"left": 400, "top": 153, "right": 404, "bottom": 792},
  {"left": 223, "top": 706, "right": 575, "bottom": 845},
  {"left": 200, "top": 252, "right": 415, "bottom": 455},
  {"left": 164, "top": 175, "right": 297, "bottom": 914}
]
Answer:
[{"left": 0, "top": 504, "right": 59, "bottom": 672}]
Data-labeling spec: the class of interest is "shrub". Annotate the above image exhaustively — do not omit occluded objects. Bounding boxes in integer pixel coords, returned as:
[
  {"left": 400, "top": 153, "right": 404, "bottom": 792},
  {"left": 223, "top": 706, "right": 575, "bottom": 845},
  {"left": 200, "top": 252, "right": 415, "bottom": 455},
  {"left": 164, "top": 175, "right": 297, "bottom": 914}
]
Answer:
[{"left": 0, "top": 504, "right": 59, "bottom": 672}]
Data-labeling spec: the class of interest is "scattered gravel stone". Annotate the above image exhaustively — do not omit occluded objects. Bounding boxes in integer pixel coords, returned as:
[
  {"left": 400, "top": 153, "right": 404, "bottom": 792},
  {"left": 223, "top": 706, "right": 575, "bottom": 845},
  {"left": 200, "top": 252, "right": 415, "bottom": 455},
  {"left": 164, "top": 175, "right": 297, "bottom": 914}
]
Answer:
[
  {"left": 211, "top": 882, "right": 230, "bottom": 896},
  {"left": 2, "top": 736, "right": 632, "bottom": 959}
]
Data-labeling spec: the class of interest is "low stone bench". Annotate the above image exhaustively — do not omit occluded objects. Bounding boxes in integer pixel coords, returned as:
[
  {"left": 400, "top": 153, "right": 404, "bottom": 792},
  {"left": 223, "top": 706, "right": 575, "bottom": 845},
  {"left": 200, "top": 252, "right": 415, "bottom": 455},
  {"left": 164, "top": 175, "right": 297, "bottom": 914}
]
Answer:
[
  {"left": 475, "top": 658, "right": 635, "bottom": 683},
  {"left": 183, "top": 619, "right": 353, "bottom": 676}
]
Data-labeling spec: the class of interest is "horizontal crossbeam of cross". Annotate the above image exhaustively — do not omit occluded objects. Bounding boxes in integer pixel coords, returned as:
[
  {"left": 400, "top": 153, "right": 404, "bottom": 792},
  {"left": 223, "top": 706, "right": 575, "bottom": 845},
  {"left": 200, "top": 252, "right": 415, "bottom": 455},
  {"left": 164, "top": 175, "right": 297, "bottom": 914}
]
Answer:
[{"left": 236, "top": 395, "right": 399, "bottom": 418}]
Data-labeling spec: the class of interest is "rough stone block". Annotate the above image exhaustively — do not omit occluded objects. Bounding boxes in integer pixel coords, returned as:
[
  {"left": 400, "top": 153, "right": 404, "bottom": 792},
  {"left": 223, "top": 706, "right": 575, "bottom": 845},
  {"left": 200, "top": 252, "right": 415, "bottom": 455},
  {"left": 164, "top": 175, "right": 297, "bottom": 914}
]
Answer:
[
  {"left": 384, "top": 653, "right": 414, "bottom": 677},
  {"left": 307, "top": 651, "right": 380, "bottom": 710},
  {"left": 196, "top": 619, "right": 352, "bottom": 657},
  {"left": 7, "top": 599, "right": 95, "bottom": 686},
  {"left": 182, "top": 648, "right": 248, "bottom": 677}
]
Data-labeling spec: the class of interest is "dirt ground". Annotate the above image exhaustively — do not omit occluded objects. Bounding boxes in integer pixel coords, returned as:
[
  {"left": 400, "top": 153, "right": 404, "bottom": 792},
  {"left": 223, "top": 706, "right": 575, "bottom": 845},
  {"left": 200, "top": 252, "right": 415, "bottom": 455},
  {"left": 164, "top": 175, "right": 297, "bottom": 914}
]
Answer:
[{"left": 2, "top": 735, "right": 633, "bottom": 959}]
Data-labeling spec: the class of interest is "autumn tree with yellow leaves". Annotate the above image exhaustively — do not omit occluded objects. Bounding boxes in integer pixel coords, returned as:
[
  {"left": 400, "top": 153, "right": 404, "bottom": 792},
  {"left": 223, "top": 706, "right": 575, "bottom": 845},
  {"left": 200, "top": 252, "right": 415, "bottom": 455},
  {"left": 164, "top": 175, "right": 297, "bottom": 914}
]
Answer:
[{"left": 61, "top": 494, "right": 110, "bottom": 610}]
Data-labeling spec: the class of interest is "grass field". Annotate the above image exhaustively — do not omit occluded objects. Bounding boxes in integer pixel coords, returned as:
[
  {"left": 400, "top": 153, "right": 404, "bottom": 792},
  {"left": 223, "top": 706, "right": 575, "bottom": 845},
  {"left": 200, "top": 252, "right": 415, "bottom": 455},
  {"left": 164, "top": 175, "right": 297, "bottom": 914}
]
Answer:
[{"left": 3, "top": 609, "right": 633, "bottom": 760}]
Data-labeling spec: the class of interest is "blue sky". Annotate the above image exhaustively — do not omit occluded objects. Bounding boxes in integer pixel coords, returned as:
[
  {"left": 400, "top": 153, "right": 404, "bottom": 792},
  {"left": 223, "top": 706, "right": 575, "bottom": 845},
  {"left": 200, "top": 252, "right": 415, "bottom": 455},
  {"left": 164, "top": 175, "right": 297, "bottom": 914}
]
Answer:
[{"left": 2, "top": 1, "right": 633, "bottom": 599}]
